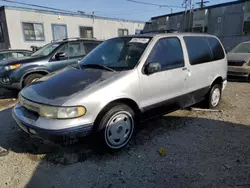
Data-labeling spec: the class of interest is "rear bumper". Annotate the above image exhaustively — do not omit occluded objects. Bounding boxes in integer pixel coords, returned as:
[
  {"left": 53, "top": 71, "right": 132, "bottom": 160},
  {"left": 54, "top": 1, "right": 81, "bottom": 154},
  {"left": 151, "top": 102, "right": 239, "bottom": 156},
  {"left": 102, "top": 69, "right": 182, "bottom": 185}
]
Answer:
[
  {"left": 228, "top": 66, "right": 250, "bottom": 77},
  {"left": 12, "top": 104, "right": 93, "bottom": 143}
]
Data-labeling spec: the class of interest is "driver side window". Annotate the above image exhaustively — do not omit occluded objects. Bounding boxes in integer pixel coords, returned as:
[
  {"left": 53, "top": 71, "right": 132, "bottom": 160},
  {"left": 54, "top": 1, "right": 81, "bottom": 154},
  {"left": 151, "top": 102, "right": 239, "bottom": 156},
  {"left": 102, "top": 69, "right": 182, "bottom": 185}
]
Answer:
[
  {"left": 147, "top": 37, "right": 184, "bottom": 71},
  {"left": 54, "top": 42, "right": 84, "bottom": 60},
  {"left": 56, "top": 44, "right": 68, "bottom": 59}
]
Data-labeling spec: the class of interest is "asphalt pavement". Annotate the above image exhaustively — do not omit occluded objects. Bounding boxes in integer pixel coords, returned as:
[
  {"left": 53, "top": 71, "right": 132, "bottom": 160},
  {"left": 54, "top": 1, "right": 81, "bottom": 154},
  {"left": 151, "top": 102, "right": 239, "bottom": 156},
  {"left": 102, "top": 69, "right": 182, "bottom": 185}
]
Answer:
[{"left": 0, "top": 82, "right": 249, "bottom": 188}]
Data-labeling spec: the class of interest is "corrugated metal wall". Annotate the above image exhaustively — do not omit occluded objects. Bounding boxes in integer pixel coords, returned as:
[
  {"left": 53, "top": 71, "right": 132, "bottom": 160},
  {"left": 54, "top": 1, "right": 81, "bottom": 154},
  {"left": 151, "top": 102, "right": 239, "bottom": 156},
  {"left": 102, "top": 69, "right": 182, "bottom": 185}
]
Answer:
[
  {"left": 207, "top": 3, "right": 249, "bottom": 51},
  {"left": 151, "top": 1, "right": 250, "bottom": 51}
]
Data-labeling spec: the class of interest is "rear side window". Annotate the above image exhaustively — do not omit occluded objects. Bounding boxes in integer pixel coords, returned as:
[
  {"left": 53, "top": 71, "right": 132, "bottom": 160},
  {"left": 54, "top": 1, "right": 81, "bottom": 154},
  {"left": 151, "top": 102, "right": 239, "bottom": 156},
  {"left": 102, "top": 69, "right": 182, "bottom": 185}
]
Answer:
[
  {"left": 207, "top": 37, "right": 225, "bottom": 61},
  {"left": 0, "top": 53, "right": 7, "bottom": 60},
  {"left": 184, "top": 36, "right": 212, "bottom": 65},
  {"left": 147, "top": 37, "right": 184, "bottom": 70},
  {"left": 84, "top": 42, "right": 100, "bottom": 54}
]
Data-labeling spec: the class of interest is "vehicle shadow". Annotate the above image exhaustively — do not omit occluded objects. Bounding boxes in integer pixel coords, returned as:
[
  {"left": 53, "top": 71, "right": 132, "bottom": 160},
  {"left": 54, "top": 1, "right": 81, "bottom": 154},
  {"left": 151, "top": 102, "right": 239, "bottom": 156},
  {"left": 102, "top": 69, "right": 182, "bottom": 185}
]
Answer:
[
  {"left": 227, "top": 76, "right": 250, "bottom": 83},
  {"left": 1, "top": 107, "right": 250, "bottom": 187},
  {"left": 0, "top": 88, "right": 17, "bottom": 99}
]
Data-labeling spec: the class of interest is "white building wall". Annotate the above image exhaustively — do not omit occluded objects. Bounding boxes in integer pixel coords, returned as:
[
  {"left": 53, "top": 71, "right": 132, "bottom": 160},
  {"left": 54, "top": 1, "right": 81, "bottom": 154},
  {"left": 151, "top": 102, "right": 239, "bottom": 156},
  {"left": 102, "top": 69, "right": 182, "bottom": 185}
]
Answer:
[{"left": 4, "top": 7, "right": 145, "bottom": 50}]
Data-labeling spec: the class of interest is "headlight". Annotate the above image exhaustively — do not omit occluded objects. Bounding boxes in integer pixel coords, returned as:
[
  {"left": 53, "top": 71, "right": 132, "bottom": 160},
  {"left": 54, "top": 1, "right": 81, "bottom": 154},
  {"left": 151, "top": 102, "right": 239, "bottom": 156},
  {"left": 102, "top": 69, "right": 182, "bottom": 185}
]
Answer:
[
  {"left": 39, "top": 106, "right": 86, "bottom": 119},
  {"left": 4, "top": 64, "right": 21, "bottom": 71}
]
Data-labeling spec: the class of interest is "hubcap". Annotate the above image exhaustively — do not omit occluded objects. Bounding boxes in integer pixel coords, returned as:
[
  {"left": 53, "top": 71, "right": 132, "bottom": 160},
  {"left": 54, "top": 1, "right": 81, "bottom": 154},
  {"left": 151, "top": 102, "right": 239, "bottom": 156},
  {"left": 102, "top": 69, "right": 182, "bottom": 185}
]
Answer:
[
  {"left": 105, "top": 111, "right": 134, "bottom": 149},
  {"left": 211, "top": 88, "right": 221, "bottom": 107}
]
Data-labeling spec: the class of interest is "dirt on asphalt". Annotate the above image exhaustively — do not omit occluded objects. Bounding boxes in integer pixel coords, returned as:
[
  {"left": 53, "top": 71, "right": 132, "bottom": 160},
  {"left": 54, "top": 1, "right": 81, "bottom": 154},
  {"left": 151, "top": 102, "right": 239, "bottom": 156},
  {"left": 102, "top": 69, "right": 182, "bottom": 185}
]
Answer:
[{"left": 0, "top": 81, "right": 249, "bottom": 188}]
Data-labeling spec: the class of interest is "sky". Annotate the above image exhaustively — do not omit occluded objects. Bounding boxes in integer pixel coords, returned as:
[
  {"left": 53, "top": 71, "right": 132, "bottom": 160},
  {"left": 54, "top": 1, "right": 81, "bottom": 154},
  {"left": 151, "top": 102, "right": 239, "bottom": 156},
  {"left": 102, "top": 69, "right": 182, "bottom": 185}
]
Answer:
[{"left": 0, "top": 0, "right": 234, "bottom": 21}]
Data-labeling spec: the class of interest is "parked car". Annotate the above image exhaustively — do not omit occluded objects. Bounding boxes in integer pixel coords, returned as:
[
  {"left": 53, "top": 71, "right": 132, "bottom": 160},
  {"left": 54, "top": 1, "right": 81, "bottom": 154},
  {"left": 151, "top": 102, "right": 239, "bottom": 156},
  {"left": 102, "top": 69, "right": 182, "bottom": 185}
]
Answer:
[
  {"left": 0, "top": 49, "right": 32, "bottom": 61},
  {"left": 0, "top": 38, "right": 102, "bottom": 90},
  {"left": 227, "top": 41, "right": 250, "bottom": 79},
  {"left": 13, "top": 33, "right": 227, "bottom": 150}
]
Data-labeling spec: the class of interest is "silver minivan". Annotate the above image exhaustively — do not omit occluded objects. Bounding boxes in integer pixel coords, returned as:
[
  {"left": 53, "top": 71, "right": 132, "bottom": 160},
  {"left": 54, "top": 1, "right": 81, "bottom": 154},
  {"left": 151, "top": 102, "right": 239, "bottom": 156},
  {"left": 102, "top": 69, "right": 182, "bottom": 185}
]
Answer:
[{"left": 13, "top": 33, "right": 227, "bottom": 150}]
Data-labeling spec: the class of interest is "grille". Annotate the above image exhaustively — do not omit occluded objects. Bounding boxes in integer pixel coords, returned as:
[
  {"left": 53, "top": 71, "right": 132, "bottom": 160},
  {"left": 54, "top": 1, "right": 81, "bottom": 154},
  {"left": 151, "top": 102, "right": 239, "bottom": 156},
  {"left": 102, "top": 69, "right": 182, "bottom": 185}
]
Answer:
[{"left": 228, "top": 61, "right": 245, "bottom": 66}]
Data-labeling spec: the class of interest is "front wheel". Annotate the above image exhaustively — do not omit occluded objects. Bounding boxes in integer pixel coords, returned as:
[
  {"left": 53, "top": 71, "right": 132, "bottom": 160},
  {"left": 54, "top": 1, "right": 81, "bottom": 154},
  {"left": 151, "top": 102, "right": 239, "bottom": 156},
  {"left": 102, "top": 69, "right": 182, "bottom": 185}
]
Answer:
[
  {"left": 23, "top": 74, "right": 43, "bottom": 88},
  {"left": 207, "top": 84, "right": 222, "bottom": 109},
  {"left": 96, "top": 103, "right": 135, "bottom": 150}
]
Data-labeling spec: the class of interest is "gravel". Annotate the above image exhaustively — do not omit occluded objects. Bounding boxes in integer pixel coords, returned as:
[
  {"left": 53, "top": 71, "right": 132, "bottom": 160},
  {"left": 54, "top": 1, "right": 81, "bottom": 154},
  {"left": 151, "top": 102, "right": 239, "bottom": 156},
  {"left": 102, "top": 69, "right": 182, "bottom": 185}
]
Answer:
[{"left": 0, "top": 81, "right": 250, "bottom": 188}]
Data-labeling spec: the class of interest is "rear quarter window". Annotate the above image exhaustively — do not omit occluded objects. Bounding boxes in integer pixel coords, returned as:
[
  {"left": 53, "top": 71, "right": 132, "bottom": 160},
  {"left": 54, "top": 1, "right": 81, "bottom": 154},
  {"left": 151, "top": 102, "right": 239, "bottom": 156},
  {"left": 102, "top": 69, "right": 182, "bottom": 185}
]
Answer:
[
  {"left": 206, "top": 37, "right": 225, "bottom": 61},
  {"left": 184, "top": 36, "right": 213, "bottom": 65}
]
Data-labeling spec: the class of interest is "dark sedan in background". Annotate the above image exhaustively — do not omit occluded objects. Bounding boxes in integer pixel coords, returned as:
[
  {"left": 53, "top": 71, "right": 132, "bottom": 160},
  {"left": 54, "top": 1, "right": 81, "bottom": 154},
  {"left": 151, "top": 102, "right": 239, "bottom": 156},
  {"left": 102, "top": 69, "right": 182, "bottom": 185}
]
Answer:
[
  {"left": 0, "top": 38, "right": 101, "bottom": 90},
  {"left": 0, "top": 49, "right": 32, "bottom": 61}
]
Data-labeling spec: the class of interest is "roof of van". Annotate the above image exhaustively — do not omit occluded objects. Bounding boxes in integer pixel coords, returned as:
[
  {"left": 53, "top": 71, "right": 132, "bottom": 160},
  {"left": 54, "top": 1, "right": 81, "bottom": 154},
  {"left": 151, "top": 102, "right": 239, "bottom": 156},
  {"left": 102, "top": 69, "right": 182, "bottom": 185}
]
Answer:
[{"left": 127, "top": 32, "right": 216, "bottom": 38}]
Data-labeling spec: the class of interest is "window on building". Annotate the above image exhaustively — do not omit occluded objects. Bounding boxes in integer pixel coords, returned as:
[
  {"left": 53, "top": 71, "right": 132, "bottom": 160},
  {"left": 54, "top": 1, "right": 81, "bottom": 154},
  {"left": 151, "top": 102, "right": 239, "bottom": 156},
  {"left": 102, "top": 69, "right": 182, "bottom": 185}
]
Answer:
[
  {"left": 206, "top": 37, "right": 225, "bottom": 61},
  {"left": 118, "top": 29, "right": 129, "bottom": 37},
  {"left": 243, "top": 21, "right": 250, "bottom": 33},
  {"left": 193, "top": 26, "right": 203, "bottom": 33},
  {"left": 52, "top": 24, "right": 67, "bottom": 41},
  {"left": 79, "top": 26, "right": 93, "bottom": 39},
  {"left": 147, "top": 37, "right": 184, "bottom": 71},
  {"left": 0, "top": 23, "right": 4, "bottom": 43},
  {"left": 22, "top": 22, "right": 45, "bottom": 41},
  {"left": 184, "top": 36, "right": 213, "bottom": 65}
]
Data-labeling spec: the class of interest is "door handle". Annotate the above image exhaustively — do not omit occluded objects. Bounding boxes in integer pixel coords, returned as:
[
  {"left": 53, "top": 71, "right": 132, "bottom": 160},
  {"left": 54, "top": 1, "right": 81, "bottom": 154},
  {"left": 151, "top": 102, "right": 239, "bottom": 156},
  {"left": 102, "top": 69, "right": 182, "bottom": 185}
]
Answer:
[
  {"left": 182, "top": 67, "right": 191, "bottom": 77},
  {"left": 182, "top": 67, "right": 187, "bottom": 71}
]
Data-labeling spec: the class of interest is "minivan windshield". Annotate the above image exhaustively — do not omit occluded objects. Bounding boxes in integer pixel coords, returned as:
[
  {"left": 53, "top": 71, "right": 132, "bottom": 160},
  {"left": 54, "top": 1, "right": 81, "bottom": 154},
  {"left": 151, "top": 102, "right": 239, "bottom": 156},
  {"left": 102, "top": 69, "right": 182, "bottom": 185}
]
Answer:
[
  {"left": 231, "top": 42, "right": 250, "bottom": 53},
  {"left": 80, "top": 37, "right": 151, "bottom": 71},
  {"left": 31, "top": 43, "right": 60, "bottom": 57}
]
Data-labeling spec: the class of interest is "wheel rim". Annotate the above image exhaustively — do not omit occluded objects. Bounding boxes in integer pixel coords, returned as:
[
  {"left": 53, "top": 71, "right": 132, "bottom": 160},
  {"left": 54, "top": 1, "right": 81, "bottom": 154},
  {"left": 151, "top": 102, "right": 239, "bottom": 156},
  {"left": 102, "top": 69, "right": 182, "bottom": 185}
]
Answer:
[
  {"left": 211, "top": 88, "right": 221, "bottom": 107},
  {"left": 105, "top": 111, "right": 134, "bottom": 149}
]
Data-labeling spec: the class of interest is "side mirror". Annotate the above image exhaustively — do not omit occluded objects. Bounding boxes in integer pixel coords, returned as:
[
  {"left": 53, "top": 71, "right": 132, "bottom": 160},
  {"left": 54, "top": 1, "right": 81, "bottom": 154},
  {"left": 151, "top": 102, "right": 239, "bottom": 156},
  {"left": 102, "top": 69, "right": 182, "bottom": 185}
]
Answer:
[
  {"left": 55, "top": 52, "right": 66, "bottom": 60},
  {"left": 145, "top": 62, "right": 161, "bottom": 75}
]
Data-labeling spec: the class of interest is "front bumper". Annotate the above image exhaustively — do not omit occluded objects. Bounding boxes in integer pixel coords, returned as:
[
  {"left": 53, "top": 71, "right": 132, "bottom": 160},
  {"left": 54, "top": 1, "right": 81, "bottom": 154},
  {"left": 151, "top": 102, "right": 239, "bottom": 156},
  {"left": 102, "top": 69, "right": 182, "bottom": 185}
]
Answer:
[
  {"left": 228, "top": 66, "right": 250, "bottom": 77},
  {"left": 0, "top": 70, "right": 21, "bottom": 90},
  {"left": 12, "top": 104, "right": 93, "bottom": 143},
  {"left": 0, "top": 81, "right": 21, "bottom": 90}
]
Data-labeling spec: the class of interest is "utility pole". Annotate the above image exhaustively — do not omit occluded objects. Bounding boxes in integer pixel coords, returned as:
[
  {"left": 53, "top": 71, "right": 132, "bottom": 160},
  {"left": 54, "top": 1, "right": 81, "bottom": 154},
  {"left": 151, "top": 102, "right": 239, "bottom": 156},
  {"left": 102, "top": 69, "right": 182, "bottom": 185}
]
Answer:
[
  {"left": 189, "top": 0, "right": 192, "bottom": 31},
  {"left": 196, "top": 0, "right": 209, "bottom": 8},
  {"left": 183, "top": 0, "right": 188, "bottom": 32}
]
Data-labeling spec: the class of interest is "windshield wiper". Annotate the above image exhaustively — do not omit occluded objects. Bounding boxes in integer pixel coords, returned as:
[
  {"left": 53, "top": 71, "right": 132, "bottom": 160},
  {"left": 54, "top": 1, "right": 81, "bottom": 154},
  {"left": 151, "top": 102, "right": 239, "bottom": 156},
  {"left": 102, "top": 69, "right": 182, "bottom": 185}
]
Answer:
[{"left": 81, "top": 64, "right": 116, "bottom": 72}]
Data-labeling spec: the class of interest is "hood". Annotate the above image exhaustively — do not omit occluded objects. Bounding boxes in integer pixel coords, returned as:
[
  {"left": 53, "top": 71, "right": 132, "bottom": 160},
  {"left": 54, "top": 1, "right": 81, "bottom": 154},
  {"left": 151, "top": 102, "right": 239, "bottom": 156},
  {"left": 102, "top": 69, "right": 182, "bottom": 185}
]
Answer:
[
  {"left": 21, "top": 68, "right": 118, "bottom": 106},
  {"left": 0, "top": 55, "right": 46, "bottom": 66},
  {"left": 227, "top": 53, "right": 250, "bottom": 62}
]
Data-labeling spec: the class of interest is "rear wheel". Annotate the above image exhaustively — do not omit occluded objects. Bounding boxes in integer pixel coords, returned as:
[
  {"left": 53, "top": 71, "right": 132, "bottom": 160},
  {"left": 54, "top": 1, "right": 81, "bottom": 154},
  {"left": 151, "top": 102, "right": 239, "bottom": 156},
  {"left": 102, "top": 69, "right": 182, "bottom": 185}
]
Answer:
[
  {"left": 207, "top": 84, "right": 222, "bottom": 109},
  {"left": 96, "top": 103, "right": 135, "bottom": 150},
  {"left": 23, "top": 74, "right": 43, "bottom": 88}
]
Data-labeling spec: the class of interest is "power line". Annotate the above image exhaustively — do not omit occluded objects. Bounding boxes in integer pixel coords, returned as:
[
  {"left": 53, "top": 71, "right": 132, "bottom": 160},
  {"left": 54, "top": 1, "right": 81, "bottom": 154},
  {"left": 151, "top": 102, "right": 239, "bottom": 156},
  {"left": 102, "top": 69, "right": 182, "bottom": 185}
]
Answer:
[
  {"left": 0, "top": 0, "right": 76, "bottom": 14},
  {"left": 126, "top": 0, "right": 183, "bottom": 8},
  {"left": 96, "top": 6, "right": 169, "bottom": 16}
]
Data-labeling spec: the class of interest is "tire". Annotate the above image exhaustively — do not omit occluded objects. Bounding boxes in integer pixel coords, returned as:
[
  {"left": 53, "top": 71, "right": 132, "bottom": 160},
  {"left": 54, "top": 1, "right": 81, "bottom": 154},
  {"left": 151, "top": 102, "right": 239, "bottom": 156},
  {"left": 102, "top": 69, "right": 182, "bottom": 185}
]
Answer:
[
  {"left": 207, "top": 84, "right": 222, "bottom": 109},
  {"left": 95, "top": 103, "right": 135, "bottom": 151},
  {"left": 23, "top": 74, "right": 43, "bottom": 88}
]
